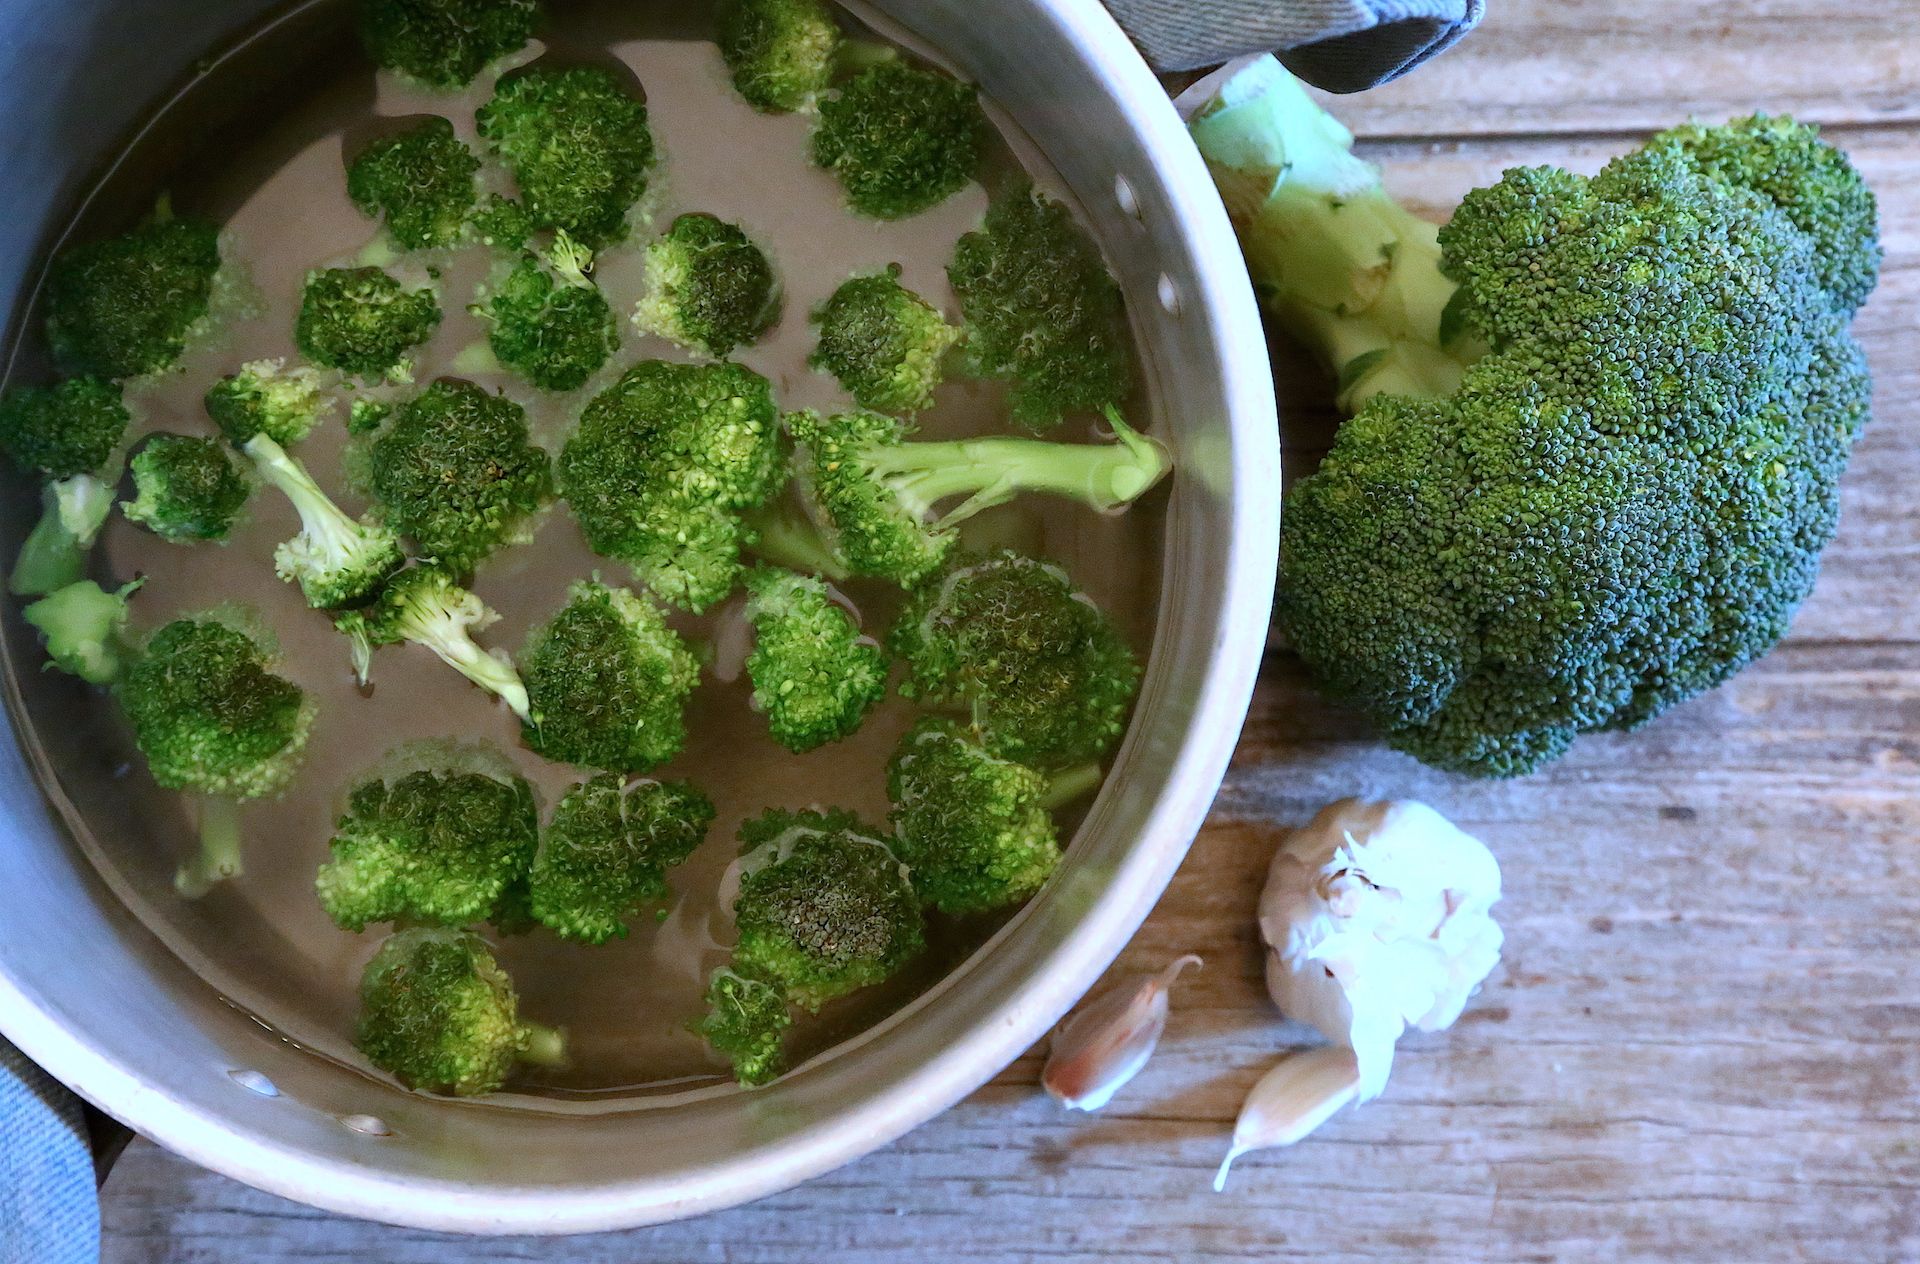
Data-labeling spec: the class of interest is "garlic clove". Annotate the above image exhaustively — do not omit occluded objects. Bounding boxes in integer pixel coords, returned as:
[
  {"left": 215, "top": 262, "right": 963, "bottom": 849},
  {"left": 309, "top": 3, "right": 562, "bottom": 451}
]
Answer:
[
  {"left": 1042, "top": 954, "right": 1201, "bottom": 1112},
  {"left": 1213, "top": 1044, "right": 1362, "bottom": 1191}
]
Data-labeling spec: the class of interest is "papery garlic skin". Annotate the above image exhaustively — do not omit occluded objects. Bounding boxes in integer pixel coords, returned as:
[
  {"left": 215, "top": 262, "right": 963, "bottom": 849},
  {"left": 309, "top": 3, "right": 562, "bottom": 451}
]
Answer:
[{"left": 1042, "top": 954, "right": 1201, "bottom": 1111}]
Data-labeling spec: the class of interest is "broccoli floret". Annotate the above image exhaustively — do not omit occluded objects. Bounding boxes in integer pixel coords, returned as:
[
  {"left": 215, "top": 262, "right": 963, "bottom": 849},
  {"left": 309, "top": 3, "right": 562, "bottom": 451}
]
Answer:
[
  {"left": 123, "top": 434, "right": 251, "bottom": 543},
  {"left": 43, "top": 205, "right": 222, "bottom": 379},
  {"left": 317, "top": 744, "right": 539, "bottom": 931},
  {"left": 355, "top": 928, "right": 563, "bottom": 1097},
  {"left": 205, "top": 358, "right": 334, "bottom": 448},
  {"left": 948, "top": 185, "right": 1132, "bottom": 430},
  {"left": 783, "top": 407, "right": 1168, "bottom": 586},
  {"left": 471, "top": 232, "right": 619, "bottom": 391},
  {"left": 697, "top": 965, "right": 792, "bottom": 1086},
  {"left": 742, "top": 496, "right": 852, "bottom": 581},
  {"left": 729, "top": 808, "right": 923, "bottom": 1009},
  {"left": 809, "top": 265, "right": 959, "bottom": 414},
  {"left": 559, "top": 360, "right": 784, "bottom": 610},
  {"left": 811, "top": 62, "right": 987, "bottom": 219},
  {"left": 528, "top": 774, "right": 714, "bottom": 943},
  {"left": 11, "top": 478, "right": 117, "bottom": 599},
  {"left": 358, "top": 0, "right": 542, "bottom": 89},
  {"left": 22, "top": 579, "right": 141, "bottom": 686},
  {"left": 1191, "top": 61, "right": 1880, "bottom": 777},
  {"left": 476, "top": 66, "right": 655, "bottom": 248},
  {"left": 335, "top": 564, "right": 530, "bottom": 719},
  {"left": 717, "top": 0, "right": 840, "bottom": 113},
  {"left": 631, "top": 213, "right": 780, "bottom": 359},
  {"left": 468, "top": 194, "right": 535, "bottom": 253},
  {"left": 0, "top": 377, "right": 130, "bottom": 596},
  {"left": 346, "top": 116, "right": 481, "bottom": 250},
  {"left": 239, "top": 434, "right": 402, "bottom": 607},
  {"left": 347, "top": 397, "right": 394, "bottom": 435},
  {"left": 353, "top": 379, "right": 551, "bottom": 572},
  {"left": 519, "top": 580, "right": 700, "bottom": 772},
  {"left": 891, "top": 550, "right": 1139, "bottom": 769},
  {"left": 295, "top": 267, "right": 441, "bottom": 381},
  {"left": 742, "top": 565, "right": 886, "bottom": 752}
]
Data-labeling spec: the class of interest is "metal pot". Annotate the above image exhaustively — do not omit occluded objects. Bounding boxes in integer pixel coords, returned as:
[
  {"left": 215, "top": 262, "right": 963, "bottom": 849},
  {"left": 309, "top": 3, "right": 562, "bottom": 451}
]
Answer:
[{"left": 0, "top": 0, "right": 1277, "bottom": 1233}]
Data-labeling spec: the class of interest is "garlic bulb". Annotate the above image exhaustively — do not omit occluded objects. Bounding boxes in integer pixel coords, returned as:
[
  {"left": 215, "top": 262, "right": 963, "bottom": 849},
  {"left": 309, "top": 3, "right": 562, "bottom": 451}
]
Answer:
[{"left": 1042, "top": 954, "right": 1201, "bottom": 1111}]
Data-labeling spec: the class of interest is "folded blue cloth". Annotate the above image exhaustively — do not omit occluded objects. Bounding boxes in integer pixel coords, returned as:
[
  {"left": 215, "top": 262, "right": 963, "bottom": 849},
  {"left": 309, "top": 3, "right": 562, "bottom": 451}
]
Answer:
[
  {"left": 1, "top": 1040, "right": 98, "bottom": 1264},
  {"left": 1106, "top": 0, "right": 1485, "bottom": 89}
]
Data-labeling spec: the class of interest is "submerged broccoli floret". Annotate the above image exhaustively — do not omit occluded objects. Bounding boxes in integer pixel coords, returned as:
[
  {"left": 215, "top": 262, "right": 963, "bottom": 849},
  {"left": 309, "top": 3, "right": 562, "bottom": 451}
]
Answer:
[
  {"left": 317, "top": 744, "right": 539, "bottom": 932},
  {"left": 809, "top": 265, "right": 959, "bottom": 414},
  {"left": 471, "top": 232, "right": 619, "bottom": 391},
  {"left": 22, "top": 579, "right": 141, "bottom": 686},
  {"left": 729, "top": 808, "right": 924, "bottom": 1009},
  {"left": 519, "top": 580, "right": 700, "bottom": 772},
  {"left": 468, "top": 194, "right": 535, "bottom": 253},
  {"left": 948, "top": 185, "right": 1132, "bottom": 430},
  {"left": 811, "top": 62, "right": 987, "bottom": 219},
  {"left": 295, "top": 267, "right": 441, "bottom": 380},
  {"left": 123, "top": 434, "right": 251, "bottom": 543},
  {"left": 355, "top": 928, "right": 563, "bottom": 1097},
  {"left": 239, "top": 434, "right": 403, "bottom": 608},
  {"left": 358, "top": 0, "right": 543, "bottom": 89},
  {"left": 0, "top": 377, "right": 130, "bottom": 596},
  {"left": 891, "top": 550, "right": 1139, "bottom": 769},
  {"left": 44, "top": 205, "right": 222, "bottom": 379},
  {"left": 528, "top": 774, "right": 714, "bottom": 943},
  {"left": 347, "top": 397, "right": 394, "bottom": 435},
  {"left": 354, "top": 378, "right": 551, "bottom": 572},
  {"left": 742, "top": 565, "right": 886, "bottom": 752},
  {"left": 335, "top": 564, "right": 530, "bottom": 719},
  {"left": 717, "top": 0, "right": 840, "bottom": 114},
  {"left": 205, "top": 357, "right": 334, "bottom": 448},
  {"left": 631, "top": 213, "right": 780, "bottom": 359},
  {"left": 346, "top": 116, "right": 481, "bottom": 250},
  {"left": 559, "top": 360, "right": 785, "bottom": 610},
  {"left": 476, "top": 66, "right": 655, "bottom": 248},
  {"left": 697, "top": 965, "right": 793, "bottom": 1086}
]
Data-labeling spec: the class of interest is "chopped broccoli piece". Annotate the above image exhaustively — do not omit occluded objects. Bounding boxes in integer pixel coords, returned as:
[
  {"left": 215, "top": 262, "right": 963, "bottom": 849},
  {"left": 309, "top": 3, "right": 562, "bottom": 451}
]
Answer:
[
  {"left": 358, "top": 0, "right": 542, "bottom": 89},
  {"left": 334, "top": 564, "right": 530, "bottom": 719},
  {"left": 44, "top": 206, "right": 222, "bottom": 379},
  {"left": 717, "top": 0, "right": 840, "bottom": 113},
  {"left": 347, "top": 397, "right": 393, "bottom": 435},
  {"left": 295, "top": 267, "right": 441, "bottom": 381},
  {"left": 471, "top": 232, "right": 619, "bottom": 391},
  {"left": 476, "top": 66, "right": 655, "bottom": 248},
  {"left": 697, "top": 965, "right": 792, "bottom": 1086},
  {"left": 742, "top": 565, "right": 886, "bottom": 752},
  {"left": 468, "top": 194, "right": 535, "bottom": 253},
  {"left": 742, "top": 496, "right": 852, "bottom": 582},
  {"left": 239, "top": 434, "right": 402, "bottom": 608},
  {"left": 123, "top": 434, "right": 251, "bottom": 543},
  {"left": 204, "top": 358, "right": 333, "bottom": 449},
  {"left": 631, "top": 213, "right": 780, "bottom": 359},
  {"left": 519, "top": 580, "right": 700, "bottom": 772},
  {"left": 346, "top": 116, "right": 481, "bottom": 250},
  {"left": 528, "top": 773, "right": 714, "bottom": 943},
  {"left": 811, "top": 62, "right": 987, "bottom": 219},
  {"left": 22, "top": 578, "right": 142, "bottom": 686},
  {"left": 0, "top": 377, "right": 129, "bottom": 596},
  {"left": 11, "top": 476, "right": 117, "bottom": 598},
  {"left": 808, "top": 265, "right": 959, "bottom": 414}
]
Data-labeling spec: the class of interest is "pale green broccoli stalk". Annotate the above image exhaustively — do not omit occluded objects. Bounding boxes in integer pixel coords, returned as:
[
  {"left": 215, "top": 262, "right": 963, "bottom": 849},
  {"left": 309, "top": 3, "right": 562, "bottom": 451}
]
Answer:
[
  {"left": 742, "top": 565, "right": 886, "bottom": 753},
  {"left": 240, "top": 434, "right": 403, "bottom": 608},
  {"left": 809, "top": 265, "right": 960, "bottom": 414},
  {"left": 0, "top": 377, "right": 130, "bottom": 596},
  {"left": 43, "top": 202, "right": 222, "bottom": 379},
  {"left": 742, "top": 497, "right": 852, "bottom": 582},
  {"left": 528, "top": 774, "right": 715, "bottom": 943},
  {"left": 811, "top": 62, "right": 987, "bottom": 219},
  {"left": 476, "top": 65, "right": 655, "bottom": 248},
  {"left": 123, "top": 434, "right": 251, "bottom": 543},
  {"left": 205, "top": 357, "right": 334, "bottom": 448},
  {"left": 358, "top": 0, "right": 543, "bottom": 89},
  {"left": 697, "top": 965, "right": 793, "bottom": 1086},
  {"left": 717, "top": 0, "right": 840, "bottom": 113},
  {"left": 632, "top": 213, "right": 780, "bottom": 359},
  {"left": 470, "top": 231, "right": 619, "bottom": 391},
  {"left": 346, "top": 116, "right": 481, "bottom": 250},
  {"left": 22, "top": 579, "right": 142, "bottom": 686},
  {"left": 12, "top": 476, "right": 118, "bottom": 598},
  {"left": 334, "top": 564, "right": 531, "bottom": 720},
  {"left": 295, "top": 267, "right": 441, "bottom": 381}
]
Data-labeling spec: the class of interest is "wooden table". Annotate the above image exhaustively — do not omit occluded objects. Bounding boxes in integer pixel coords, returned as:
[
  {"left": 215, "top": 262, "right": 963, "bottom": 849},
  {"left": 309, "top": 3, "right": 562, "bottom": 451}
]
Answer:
[{"left": 101, "top": 1, "right": 1920, "bottom": 1258}]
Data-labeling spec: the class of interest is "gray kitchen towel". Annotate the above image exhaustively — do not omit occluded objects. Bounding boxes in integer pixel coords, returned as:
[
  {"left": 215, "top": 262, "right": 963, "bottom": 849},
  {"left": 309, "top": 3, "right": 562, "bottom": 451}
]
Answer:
[
  {"left": 1105, "top": 0, "right": 1485, "bottom": 89},
  {"left": 1, "top": 1040, "right": 98, "bottom": 1264}
]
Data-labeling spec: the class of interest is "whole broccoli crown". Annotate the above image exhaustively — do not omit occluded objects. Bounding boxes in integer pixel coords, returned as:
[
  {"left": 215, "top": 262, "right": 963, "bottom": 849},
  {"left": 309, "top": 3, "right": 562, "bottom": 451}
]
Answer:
[
  {"left": 731, "top": 808, "right": 924, "bottom": 1009},
  {"left": 890, "top": 550, "right": 1139, "bottom": 768},
  {"left": 810, "top": 62, "right": 988, "bottom": 220},
  {"left": 296, "top": 267, "right": 442, "bottom": 379},
  {"left": 476, "top": 66, "right": 655, "bottom": 248},
  {"left": 520, "top": 580, "right": 701, "bottom": 771},
  {"left": 205, "top": 358, "right": 332, "bottom": 447},
  {"left": 355, "top": 928, "right": 530, "bottom": 1096},
  {"left": 886, "top": 716, "right": 1059, "bottom": 915},
  {"left": 124, "top": 434, "right": 251, "bottom": 543},
  {"left": 0, "top": 377, "right": 128, "bottom": 479},
  {"left": 698, "top": 965, "right": 793, "bottom": 1086},
  {"left": 23, "top": 579, "right": 138, "bottom": 687},
  {"left": 120, "top": 615, "right": 313, "bottom": 799},
  {"left": 358, "top": 0, "right": 542, "bottom": 88},
  {"left": 479, "top": 253, "right": 619, "bottom": 391},
  {"left": 785, "top": 408, "right": 950, "bottom": 584},
  {"left": 469, "top": 194, "right": 535, "bottom": 253},
  {"left": 358, "top": 378, "right": 551, "bottom": 571},
  {"left": 346, "top": 116, "right": 481, "bottom": 250},
  {"left": 717, "top": 0, "right": 840, "bottom": 113},
  {"left": 559, "top": 360, "right": 784, "bottom": 610},
  {"left": 809, "top": 265, "right": 959, "bottom": 414},
  {"left": 947, "top": 185, "right": 1132, "bottom": 430},
  {"left": 632, "top": 213, "right": 780, "bottom": 359},
  {"left": 529, "top": 773, "right": 715, "bottom": 943},
  {"left": 44, "top": 212, "right": 221, "bottom": 379},
  {"left": 743, "top": 564, "right": 888, "bottom": 752},
  {"left": 318, "top": 762, "right": 538, "bottom": 931}
]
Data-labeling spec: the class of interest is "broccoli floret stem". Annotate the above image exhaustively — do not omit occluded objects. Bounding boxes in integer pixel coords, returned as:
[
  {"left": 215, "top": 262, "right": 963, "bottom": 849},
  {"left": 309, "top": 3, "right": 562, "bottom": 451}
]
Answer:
[
  {"left": 389, "top": 590, "right": 532, "bottom": 721},
  {"left": 175, "top": 795, "right": 243, "bottom": 897},
  {"left": 242, "top": 434, "right": 397, "bottom": 607},
  {"left": 744, "top": 503, "right": 852, "bottom": 581},
  {"left": 520, "top": 1023, "right": 567, "bottom": 1066},
  {"left": 22, "top": 578, "right": 141, "bottom": 685},
  {"left": 1038, "top": 761, "right": 1103, "bottom": 811},
  {"left": 546, "top": 230, "right": 594, "bottom": 288},
  {"left": 10, "top": 474, "right": 116, "bottom": 597}
]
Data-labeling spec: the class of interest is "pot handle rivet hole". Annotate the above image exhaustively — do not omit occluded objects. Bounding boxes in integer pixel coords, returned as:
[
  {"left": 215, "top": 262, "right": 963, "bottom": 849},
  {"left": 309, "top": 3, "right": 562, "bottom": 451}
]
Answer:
[
  {"left": 1114, "top": 175, "right": 1141, "bottom": 219},
  {"left": 226, "top": 1068, "right": 279, "bottom": 1097},
  {"left": 339, "top": 1113, "right": 393, "bottom": 1138},
  {"left": 1157, "top": 274, "right": 1182, "bottom": 317}
]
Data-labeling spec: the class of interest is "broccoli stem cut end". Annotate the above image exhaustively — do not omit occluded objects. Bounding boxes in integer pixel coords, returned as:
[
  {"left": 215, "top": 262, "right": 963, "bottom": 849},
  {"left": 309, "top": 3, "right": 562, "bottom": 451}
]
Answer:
[{"left": 175, "top": 796, "right": 244, "bottom": 897}]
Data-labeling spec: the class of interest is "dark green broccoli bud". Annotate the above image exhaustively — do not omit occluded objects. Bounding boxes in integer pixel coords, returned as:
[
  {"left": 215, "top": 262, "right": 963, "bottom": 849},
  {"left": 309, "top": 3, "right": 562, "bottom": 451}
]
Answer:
[
  {"left": 317, "top": 744, "right": 539, "bottom": 931},
  {"left": 891, "top": 550, "right": 1139, "bottom": 769},
  {"left": 631, "top": 213, "right": 780, "bottom": 359},
  {"left": 0, "top": 377, "right": 130, "bottom": 596},
  {"left": 471, "top": 232, "right": 619, "bottom": 391},
  {"left": 22, "top": 578, "right": 141, "bottom": 686},
  {"left": 334, "top": 564, "right": 530, "bottom": 719},
  {"left": 346, "top": 116, "right": 481, "bottom": 250},
  {"left": 528, "top": 774, "right": 714, "bottom": 943},
  {"left": 697, "top": 965, "right": 792, "bottom": 1086},
  {"left": 295, "top": 267, "right": 441, "bottom": 381},
  {"left": 717, "top": 0, "right": 840, "bottom": 113},
  {"left": 811, "top": 62, "right": 987, "bottom": 219},
  {"left": 809, "top": 265, "right": 959, "bottom": 414},
  {"left": 355, "top": 928, "right": 564, "bottom": 1097},
  {"left": 354, "top": 379, "right": 551, "bottom": 572},
  {"left": 204, "top": 358, "right": 334, "bottom": 448},
  {"left": 730, "top": 808, "right": 923, "bottom": 1009},
  {"left": 239, "top": 434, "right": 402, "bottom": 608},
  {"left": 43, "top": 205, "right": 221, "bottom": 379},
  {"left": 559, "top": 360, "right": 785, "bottom": 610},
  {"left": 948, "top": 185, "right": 1132, "bottom": 430},
  {"left": 347, "top": 397, "right": 394, "bottom": 435},
  {"left": 886, "top": 716, "right": 1099, "bottom": 915},
  {"left": 476, "top": 65, "right": 655, "bottom": 248},
  {"left": 784, "top": 407, "right": 1168, "bottom": 586},
  {"left": 123, "top": 434, "right": 251, "bottom": 544},
  {"left": 358, "top": 0, "right": 542, "bottom": 89},
  {"left": 742, "top": 565, "right": 886, "bottom": 752},
  {"left": 519, "top": 580, "right": 700, "bottom": 772},
  {"left": 468, "top": 194, "right": 535, "bottom": 253}
]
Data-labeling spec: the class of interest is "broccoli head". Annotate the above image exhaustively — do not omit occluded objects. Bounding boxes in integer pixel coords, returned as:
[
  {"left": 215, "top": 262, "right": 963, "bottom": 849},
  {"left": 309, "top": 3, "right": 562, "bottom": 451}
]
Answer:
[
  {"left": 43, "top": 206, "right": 222, "bottom": 379},
  {"left": 808, "top": 265, "right": 959, "bottom": 414},
  {"left": 697, "top": 965, "right": 793, "bottom": 1086},
  {"left": 240, "top": 434, "right": 403, "bottom": 608},
  {"left": 358, "top": 0, "right": 542, "bottom": 89},
  {"left": 0, "top": 376, "right": 131, "bottom": 595},
  {"left": 295, "top": 267, "right": 441, "bottom": 380},
  {"left": 528, "top": 774, "right": 714, "bottom": 943},
  {"left": 123, "top": 434, "right": 251, "bottom": 544},
  {"left": 631, "top": 213, "right": 780, "bottom": 359},
  {"left": 346, "top": 116, "right": 481, "bottom": 250},
  {"left": 335, "top": 564, "right": 530, "bottom": 719},
  {"left": 469, "top": 193, "right": 535, "bottom": 253},
  {"left": 22, "top": 579, "right": 141, "bottom": 686},
  {"left": 519, "top": 580, "right": 700, "bottom": 772},
  {"left": 811, "top": 62, "right": 987, "bottom": 219},
  {"left": 717, "top": 0, "right": 840, "bottom": 114},
  {"left": 471, "top": 232, "right": 619, "bottom": 391},
  {"left": 742, "top": 564, "right": 886, "bottom": 752},
  {"left": 205, "top": 358, "right": 333, "bottom": 448},
  {"left": 476, "top": 65, "right": 655, "bottom": 248}
]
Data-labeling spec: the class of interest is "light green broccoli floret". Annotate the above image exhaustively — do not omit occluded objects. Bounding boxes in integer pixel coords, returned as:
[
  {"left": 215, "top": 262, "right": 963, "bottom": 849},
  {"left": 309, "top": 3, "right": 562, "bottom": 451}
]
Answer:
[
  {"left": 0, "top": 376, "right": 130, "bottom": 596},
  {"left": 697, "top": 965, "right": 793, "bottom": 1086},
  {"left": 239, "top": 434, "right": 402, "bottom": 608},
  {"left": 470, "top": 232, "right": 619, "bottom": 391},
  {"left": 632, "top": 213, "right": 780, "bottom": 359},
  {"left": 205, "top": 358, "right": 333, "bottom": 448},
  {"left": 811, "top": 62, "right": 987, "bottom": 219},
  {"left": 358, "top": 0, "right": 543, "bottom": 89},
  {"left": 347, "top": 397, "right": 394, "bottom": 435},
  {"left": 528, "top": 774, "right": 714, "bottom": 943},
  {"left": 476, "top": 65, "right": 655, "bottom": 248},
  {"left": 742, "top": 565, "right": 886, "bottom": 752},
  {"left": 295, "top": 267, "right": 441, "bottom": 381},
  {"left": 43, "top": 203, "right": 222, "bottom": 379},
  {"left": 346, "top": 116, "right": 481, "bottom": 250},
  {"left": 717, "top": 0, "right": 840, "bottom": 113},
  {"left": 22, "top": 579, "right": 142, "bottom": 686},
  {"left": 809, "top": 265, "right": 959, "bottom": 414},
  {"left": 123, "top": 434, "right": 251, "bottom": 543},
  {"left": 334, "top": 564, "right": 530, "bottom": 719}
]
